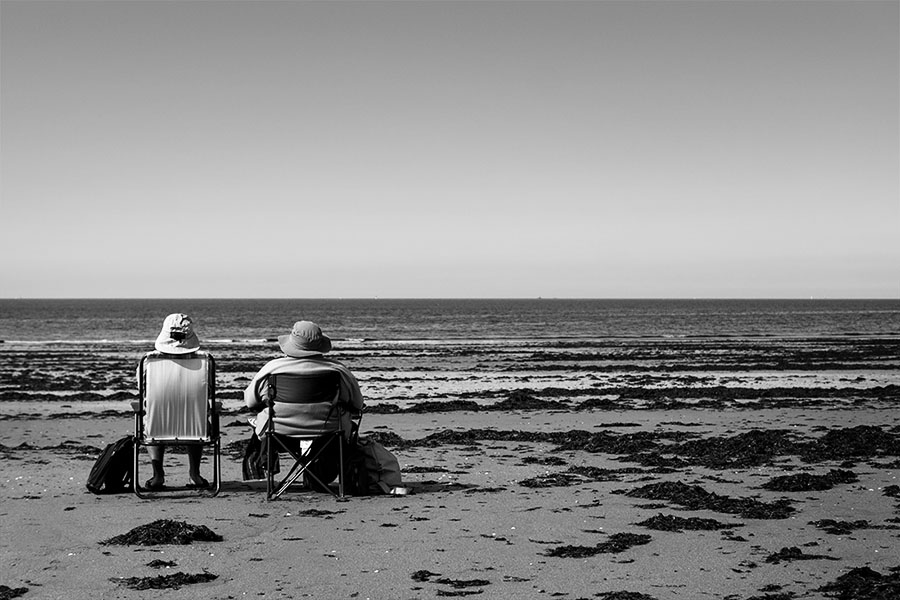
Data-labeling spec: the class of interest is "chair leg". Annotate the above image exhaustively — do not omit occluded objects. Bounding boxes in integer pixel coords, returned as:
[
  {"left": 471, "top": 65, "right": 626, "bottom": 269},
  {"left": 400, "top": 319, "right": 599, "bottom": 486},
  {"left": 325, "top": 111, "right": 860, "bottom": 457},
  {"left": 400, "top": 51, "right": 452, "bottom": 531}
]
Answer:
[
  {"left": 273, "top": 455, "right": 308, "bottom": 498},
  {"left": 268, "top": 432, "right": 345, "bottom": 500},
  {"left": 337, "top": 433, "right": 345, "bottom": 498},
  {"left": 266, "top": 433, "right": 274, "bottom": 500},
  {"left": 133, "top": 440, "right": 146, "bottom": 499},
  {"left": 210, "top": 441, "right": 221, "bottom": 497}
]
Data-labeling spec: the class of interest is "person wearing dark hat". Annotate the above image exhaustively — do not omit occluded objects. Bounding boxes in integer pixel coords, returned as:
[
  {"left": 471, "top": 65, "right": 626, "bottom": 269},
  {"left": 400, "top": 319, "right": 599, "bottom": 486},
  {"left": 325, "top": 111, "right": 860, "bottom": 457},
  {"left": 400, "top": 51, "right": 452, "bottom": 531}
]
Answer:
[
  {"left": 139, "top": 313, "right": 211, "bottom": 490},
  {"left": 243, "top": 320, "right": 364, "bottom": 438}
]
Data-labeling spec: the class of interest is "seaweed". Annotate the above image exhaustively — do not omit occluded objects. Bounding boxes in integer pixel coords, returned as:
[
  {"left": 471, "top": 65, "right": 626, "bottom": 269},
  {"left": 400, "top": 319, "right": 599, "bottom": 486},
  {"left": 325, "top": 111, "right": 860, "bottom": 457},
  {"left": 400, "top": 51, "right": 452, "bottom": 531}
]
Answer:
[
  {"left": 296, "top": 509, "right": 343, "bottom": 518},
  {"left": 568, "top": 465, "right": 644, "bottom": 481},
  {"left": 800, "top": 426, "right": 900, "bottom": 462},
  {"left": 810, "top": 519, "right": 872, "bottom": 535},
  {"left": 101, "top": 519, "right": 223, "bottom": 546},
  {"left": 669, "top": 429, "right": 797, "bottom": 469},
  {"left": 491, "top": 391, "right": 566, "bottom": 411},
  {"left": 411, "top": 571, "right": 489, "bottom": 597},
  {"left": 399, "top": 400, "right": 482, "bottom": 414},
  {"left": 762, "top": 469, "right": 857, "bottom": 492},
  {"left": 816, "top": 566, "right": 900, "bottom": 600},
  {"left": 619, "top": 481, "right": 794, "bottom": 519},
  {"left": 366, "top": 430, "right": 409, "bottom": 448},
  {"left": 146, "top": 559, "right": 177, "bottom": 568},
  {"left": 554, "top": 431, "right": 662, "bottom": 455},
  {"left": 620, "top": 452, "right": 689, "bottom": 469},
  {"left": 519, "top": 473, "right": 584, "bottom": 488},
  {"left": 521, "top": 456, "right": 569, "bottom": 466},
  {"left": 544, "top": 533, "right": 652, "bottom": 557},
  {"left": 110, "top": 572, "right": 217, "bottom": 590},
  {"left": 405, "top": 465, "right": 451, "bottom": 473},
  {"left": 0, "top": 586, "right": 28, "bottom": 600},
  {"left": 595, "top": 593, "right": 660, "bottom": 600},
  {"left": 435, "top": 578, "right": 491, "bottom": 588},
  {"left": 763, "top": 546, "right": 838, "bottom": 564},
  {"left": 635, "top": 513, "right": 742, "bottom": 532}
]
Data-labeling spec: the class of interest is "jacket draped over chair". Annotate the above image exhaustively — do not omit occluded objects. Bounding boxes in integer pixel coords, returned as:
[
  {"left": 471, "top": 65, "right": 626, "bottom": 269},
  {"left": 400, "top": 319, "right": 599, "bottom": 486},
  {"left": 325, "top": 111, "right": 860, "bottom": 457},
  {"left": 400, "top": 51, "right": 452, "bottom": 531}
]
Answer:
[{"left": 243, "top": 356, "right": 364, "bottom": 437}]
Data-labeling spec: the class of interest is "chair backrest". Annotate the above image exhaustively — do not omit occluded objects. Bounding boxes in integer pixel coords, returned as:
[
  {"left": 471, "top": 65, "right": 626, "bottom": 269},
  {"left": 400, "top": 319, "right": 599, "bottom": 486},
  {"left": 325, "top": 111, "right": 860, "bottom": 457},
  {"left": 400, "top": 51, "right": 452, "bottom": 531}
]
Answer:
[
  {"left": 141, "top": 353, "right": 214, "bottom": 442},
  {"left": 266, "top": 371, "right": 342, "bottom": 437}
]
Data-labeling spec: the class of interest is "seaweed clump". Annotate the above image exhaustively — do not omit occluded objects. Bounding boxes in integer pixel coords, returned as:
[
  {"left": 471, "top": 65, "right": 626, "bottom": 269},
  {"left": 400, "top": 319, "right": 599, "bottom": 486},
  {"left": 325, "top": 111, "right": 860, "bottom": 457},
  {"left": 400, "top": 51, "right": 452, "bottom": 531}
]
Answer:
[
  {"left": 544, "top": 532, "right": 652, "bottom": 558},
  {"left": 762, "top": 469, "right": 857, "bottom": 492},
  {"left": 635, "top": 513, "right": 741, "bottom": 532},
  {"left": 110, "top": 572, "right": 217, "bottom": 590},
  {"left": 554, "top": 431, "right": 661, "bottom": 455},
  {"left": 519, "top": 472, "right": 583, "bottom": 488},
  {"left": 491, "top": 391, "right": 566, "bottom": 411},
  {"left": 669, "top": 429, "right": 797, "bottom": 468},
  {"left": 764, "top": 546, "right": 838, "bottom": 564},
  {"left": 801, "top": 426, "right": 900, "bottom": 462},
  {"left": 810, "top": 519, "right": 872, "bottom": 535},
  {"left": 101, "top": 519, "right": 223, "bottom": 546},
  {"left": 619, "top": 480, "right": 794, "bottom": 519},
  {"left": 595, "top": 593, "right": 660, "bottom": 600},
  {"left": 0, "top": 585, "right": 28, "bottom": 600},
  {"left": 816, "top": 566, "right": 900, "bottom": 600}
]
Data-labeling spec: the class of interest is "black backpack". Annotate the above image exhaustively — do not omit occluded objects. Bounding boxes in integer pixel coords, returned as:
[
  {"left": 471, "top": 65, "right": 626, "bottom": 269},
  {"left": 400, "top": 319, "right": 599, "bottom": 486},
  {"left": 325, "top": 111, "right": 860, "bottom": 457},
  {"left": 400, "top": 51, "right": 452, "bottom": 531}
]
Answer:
[{"left": 86, "top": 436, "right": 134, "bottom": 494}]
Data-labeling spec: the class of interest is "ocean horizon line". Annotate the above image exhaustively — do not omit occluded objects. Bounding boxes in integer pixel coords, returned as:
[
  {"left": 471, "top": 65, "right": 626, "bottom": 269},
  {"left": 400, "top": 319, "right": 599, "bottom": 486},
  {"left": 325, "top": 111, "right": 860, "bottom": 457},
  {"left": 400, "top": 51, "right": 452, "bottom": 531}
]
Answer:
[{"left": 1, "top": 296, "right": 897, "bottom": 302}]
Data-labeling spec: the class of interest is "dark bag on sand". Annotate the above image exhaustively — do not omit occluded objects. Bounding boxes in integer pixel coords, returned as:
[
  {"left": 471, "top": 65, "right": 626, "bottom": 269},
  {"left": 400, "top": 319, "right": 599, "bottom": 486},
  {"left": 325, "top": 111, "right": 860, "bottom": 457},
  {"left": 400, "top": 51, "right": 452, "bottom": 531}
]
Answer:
[
  {"left": 348, "top": 437, "right": 403, "bottom": 495},
  {"left": 242, "top": 433, "right": 265, "bottom": 481},
  {"left": 86, "top": 436, "right": 134, "bottom": 494}
]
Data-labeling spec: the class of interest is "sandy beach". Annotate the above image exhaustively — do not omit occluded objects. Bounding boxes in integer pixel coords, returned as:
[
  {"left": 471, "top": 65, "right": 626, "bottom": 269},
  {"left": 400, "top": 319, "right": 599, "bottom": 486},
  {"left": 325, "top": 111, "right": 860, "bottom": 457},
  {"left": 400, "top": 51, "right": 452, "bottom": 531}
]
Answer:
[{"left": 2, "top": 396, "right": 898, "bottom": 600}]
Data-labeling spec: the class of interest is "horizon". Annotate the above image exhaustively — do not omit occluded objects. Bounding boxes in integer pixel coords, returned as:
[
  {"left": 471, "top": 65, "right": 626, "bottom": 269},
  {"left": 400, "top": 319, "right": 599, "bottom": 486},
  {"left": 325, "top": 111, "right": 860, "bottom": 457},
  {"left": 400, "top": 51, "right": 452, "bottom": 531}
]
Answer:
[
  {"left": 2, "top": 1, "right": 897, "bottom": 299},
  {"left": 1, "top": 296, "right": 896, "bottom": 302}
]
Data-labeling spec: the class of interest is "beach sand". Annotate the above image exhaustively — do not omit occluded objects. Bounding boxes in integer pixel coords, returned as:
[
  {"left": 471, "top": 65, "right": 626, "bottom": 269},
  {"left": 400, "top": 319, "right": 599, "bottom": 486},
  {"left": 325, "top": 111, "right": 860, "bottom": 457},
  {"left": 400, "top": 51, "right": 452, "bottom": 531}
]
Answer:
[{"left": 2, "top": 403, "right": 899, "bottom": 600}]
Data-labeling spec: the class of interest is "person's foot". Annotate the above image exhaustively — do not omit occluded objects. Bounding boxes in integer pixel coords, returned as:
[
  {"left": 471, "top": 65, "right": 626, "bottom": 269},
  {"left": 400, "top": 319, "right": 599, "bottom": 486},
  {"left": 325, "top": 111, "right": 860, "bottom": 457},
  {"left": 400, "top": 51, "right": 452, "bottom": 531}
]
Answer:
[
  {"left": 187, "top": 475, "right": 209, "bottom": 489},
  {"left": 145, "top": 476, "right": 165, "bottom": 490}
]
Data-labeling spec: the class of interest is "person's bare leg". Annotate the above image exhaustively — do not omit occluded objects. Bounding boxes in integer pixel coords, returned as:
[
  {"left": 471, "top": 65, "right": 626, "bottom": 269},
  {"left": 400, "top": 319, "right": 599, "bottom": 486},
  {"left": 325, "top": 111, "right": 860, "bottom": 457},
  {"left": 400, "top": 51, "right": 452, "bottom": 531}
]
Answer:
[
  {"left": 147, "top": 446, "right": 165, "bottom": 489},
  {"left": 187, "top": 446, "right": 208, "bottom": 487}
]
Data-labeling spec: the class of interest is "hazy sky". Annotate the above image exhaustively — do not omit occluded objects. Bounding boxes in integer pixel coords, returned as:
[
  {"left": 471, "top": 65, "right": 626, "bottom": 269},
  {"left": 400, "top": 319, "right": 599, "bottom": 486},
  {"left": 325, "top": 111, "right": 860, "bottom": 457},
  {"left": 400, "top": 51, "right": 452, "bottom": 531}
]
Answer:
[{"left": 2, "top": 0, "right": 897, "bottom": 298}]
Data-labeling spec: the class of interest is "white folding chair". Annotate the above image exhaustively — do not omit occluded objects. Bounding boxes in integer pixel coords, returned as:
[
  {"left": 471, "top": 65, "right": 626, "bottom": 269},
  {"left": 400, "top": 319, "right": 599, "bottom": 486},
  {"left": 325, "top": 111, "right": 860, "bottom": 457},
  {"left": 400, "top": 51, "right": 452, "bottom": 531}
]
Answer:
[{"left": 133, "top": 352, "right": 221, "bottom": 498}]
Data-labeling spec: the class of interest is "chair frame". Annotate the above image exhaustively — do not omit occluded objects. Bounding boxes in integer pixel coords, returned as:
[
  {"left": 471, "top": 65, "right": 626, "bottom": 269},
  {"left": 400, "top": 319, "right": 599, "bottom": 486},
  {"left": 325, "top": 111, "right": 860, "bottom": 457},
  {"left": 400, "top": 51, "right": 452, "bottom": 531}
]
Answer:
[
  {"left": 264, "top": 372, "right": 358, "bottom": 500},
  {"left": 133, "top": 352, "right": 221, "bottom": 498}
]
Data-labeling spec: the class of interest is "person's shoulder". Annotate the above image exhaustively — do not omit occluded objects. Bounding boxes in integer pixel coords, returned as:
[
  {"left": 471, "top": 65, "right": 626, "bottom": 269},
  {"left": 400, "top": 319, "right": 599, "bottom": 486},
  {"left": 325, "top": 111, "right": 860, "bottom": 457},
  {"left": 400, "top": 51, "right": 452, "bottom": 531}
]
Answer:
[{"left": 317, "top": 356, "right": 350, "bottom": 369}]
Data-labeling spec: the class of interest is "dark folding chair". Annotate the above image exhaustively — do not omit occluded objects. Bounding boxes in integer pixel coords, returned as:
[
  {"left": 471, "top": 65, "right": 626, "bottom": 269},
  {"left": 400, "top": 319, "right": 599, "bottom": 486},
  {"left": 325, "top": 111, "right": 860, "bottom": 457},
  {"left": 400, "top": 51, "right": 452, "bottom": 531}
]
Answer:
[
  {"left": 133, "top": 352, "right": 221, "bottom": 498},
  {"left": 264, "top": 371, "right": 359, "bottom": 500}
]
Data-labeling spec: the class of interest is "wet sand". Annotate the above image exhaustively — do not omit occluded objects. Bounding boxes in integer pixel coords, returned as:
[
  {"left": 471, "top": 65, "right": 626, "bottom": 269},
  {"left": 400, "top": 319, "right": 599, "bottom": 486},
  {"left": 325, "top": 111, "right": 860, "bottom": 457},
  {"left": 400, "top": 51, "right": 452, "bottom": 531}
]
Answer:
[{"left": 2, "top": 395, "right": 899, "bottom": 600}]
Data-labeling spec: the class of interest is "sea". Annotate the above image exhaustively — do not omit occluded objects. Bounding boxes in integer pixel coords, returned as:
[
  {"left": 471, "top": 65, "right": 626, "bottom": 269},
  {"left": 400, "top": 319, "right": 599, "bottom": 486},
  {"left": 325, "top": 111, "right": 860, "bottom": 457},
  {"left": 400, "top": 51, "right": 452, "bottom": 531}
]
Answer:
[{"left": 2, "top": 299, "right": 898, "bottom": 417}]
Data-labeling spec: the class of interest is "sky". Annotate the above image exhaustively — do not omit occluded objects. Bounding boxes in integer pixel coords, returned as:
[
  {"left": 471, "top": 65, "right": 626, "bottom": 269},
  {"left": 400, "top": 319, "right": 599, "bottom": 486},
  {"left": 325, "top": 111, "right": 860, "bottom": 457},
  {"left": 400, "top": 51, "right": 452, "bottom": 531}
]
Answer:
[{"left": 1, "top": 0, "right": 897, "bottom": 299}]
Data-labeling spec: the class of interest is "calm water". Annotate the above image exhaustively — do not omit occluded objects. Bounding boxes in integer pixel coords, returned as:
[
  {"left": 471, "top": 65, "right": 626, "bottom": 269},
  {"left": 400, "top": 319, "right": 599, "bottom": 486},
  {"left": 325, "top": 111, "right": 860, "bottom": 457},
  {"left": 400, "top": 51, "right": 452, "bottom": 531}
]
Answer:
[
  {"left": 2, "top": 298, "right": 898, "bottom": 342},
  {"left": 2, "top": 299, "right": 898, "bottom": 416}
]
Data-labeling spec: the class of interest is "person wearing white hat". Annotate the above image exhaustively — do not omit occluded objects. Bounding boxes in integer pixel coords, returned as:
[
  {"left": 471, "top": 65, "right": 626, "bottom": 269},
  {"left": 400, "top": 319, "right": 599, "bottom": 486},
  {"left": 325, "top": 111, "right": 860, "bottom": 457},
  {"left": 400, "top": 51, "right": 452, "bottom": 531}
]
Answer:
[
  {"left": 243, "top": 320, "right": 364, "bottom": 437},
  {"left": 140, "top": 313, "right": 210, "bottom": 490}
]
